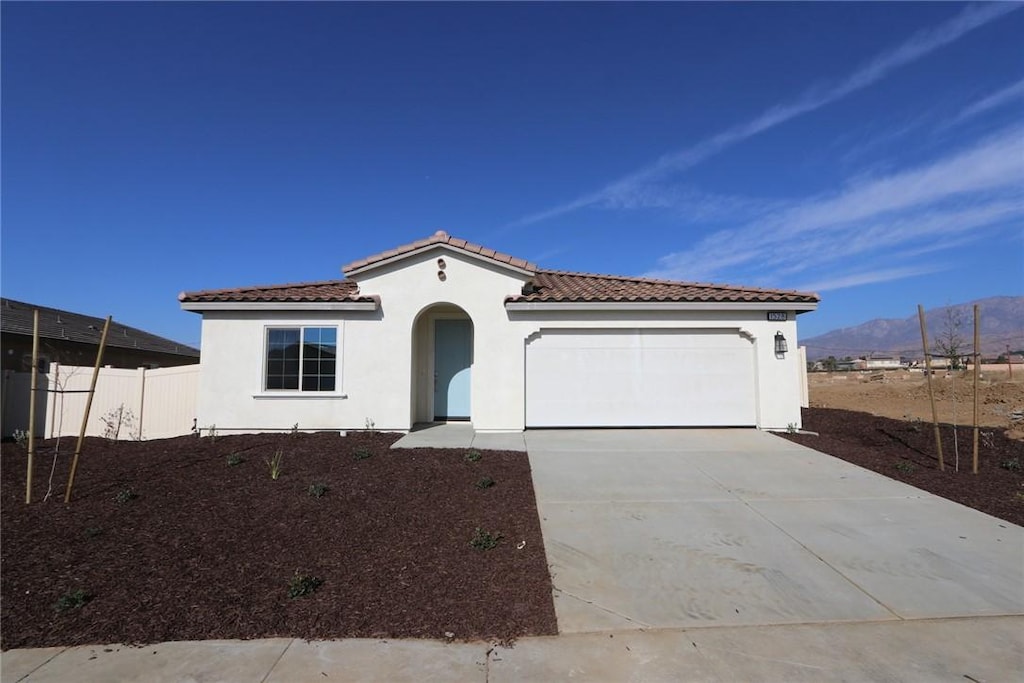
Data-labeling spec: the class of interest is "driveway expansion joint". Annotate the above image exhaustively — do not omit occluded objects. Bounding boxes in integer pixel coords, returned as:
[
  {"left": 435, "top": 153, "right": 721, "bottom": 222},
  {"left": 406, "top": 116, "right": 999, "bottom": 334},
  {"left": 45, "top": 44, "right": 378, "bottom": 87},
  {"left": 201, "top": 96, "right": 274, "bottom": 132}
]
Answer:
[{"left": 554, "top": 587, "right": 653, "bottom": 629}]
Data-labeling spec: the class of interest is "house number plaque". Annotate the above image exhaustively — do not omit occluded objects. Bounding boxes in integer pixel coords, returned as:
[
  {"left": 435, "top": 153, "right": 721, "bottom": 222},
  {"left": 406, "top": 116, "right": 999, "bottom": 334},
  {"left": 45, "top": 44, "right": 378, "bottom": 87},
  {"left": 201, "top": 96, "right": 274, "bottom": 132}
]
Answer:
[{"left": 766, "top": 311, "right": 787, "bottom": 322}]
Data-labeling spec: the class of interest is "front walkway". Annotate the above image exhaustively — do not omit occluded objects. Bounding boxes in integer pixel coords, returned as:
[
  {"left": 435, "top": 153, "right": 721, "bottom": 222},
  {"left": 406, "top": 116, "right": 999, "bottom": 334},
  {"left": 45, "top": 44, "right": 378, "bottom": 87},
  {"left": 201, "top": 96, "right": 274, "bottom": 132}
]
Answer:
[{"left": 390, "top": 422, "right": 526, "bottom": 451}]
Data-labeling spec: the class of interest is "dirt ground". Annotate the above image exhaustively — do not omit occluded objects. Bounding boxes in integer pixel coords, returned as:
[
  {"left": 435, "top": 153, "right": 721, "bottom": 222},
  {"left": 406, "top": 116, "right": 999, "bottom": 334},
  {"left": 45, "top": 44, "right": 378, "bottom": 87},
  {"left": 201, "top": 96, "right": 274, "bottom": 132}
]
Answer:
[
  {"left": 808, "top": 369, "right": 1024, "bottom": 440},
  {"left": 1, "top": 432, "right": 557, "bottom": 650}
]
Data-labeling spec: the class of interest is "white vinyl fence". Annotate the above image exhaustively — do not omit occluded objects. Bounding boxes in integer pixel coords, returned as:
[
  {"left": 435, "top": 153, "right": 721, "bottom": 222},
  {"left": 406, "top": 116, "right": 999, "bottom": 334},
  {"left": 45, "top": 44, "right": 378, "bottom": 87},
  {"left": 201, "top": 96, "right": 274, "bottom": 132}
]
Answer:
[{"left": 1, "top": 364, "right": 199, "bottom": 441}]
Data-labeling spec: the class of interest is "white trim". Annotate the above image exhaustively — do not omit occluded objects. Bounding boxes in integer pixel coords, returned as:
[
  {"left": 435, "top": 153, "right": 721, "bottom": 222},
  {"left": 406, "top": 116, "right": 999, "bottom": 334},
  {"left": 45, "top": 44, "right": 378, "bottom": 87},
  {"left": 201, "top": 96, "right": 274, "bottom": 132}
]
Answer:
[
  {"left": 505, "top": 301, "right": 818, "bottom": 313},
  {"left": 344, "top": 243, "right": 535, "bottom": 278},
  {"left": 180, "top": 301, "right": 378, "bottom": 312}
]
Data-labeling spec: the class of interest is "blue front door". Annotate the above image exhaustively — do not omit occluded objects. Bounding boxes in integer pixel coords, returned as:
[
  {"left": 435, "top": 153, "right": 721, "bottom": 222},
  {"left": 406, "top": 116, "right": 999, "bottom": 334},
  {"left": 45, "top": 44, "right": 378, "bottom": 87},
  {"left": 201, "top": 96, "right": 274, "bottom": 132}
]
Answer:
[{"left": 434, "top": 319, "right": 472, "bottom": 420}]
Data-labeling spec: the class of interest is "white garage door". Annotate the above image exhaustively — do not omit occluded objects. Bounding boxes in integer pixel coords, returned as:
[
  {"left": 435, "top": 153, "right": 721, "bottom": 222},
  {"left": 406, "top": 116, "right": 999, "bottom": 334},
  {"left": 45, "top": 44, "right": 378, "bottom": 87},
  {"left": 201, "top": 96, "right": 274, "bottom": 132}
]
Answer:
[{"left": 525, "top": 329, "right": 757, "bottom": 427}]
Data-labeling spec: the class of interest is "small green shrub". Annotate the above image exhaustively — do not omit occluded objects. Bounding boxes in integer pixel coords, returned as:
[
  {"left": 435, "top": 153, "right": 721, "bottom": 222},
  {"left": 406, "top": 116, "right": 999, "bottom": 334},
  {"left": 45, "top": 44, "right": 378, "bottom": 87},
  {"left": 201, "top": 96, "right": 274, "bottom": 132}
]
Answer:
[
  {"left": 475, "top": 476, "right": 496, "bottom": 489},
  {"left": 353, "top": 446, "right": 373, "bottom": 461},
  {"left": 207, "top": 424, "right": 218, "bottom": 441},
  {"left": 114, "top": 488, "right": 138, "bottom": 504},
  {"left": 308, "top": 482, "right": 329, "bottom": 499},
  {"left": 470, "top": 527, "right": 501, "bottom": 551},
  {"left": 265, "top": 449, "right": 284, "bottom": 479},
  {"left": 1000, "top": 458, "right": 1021, "bottom": 472},
  {"left": 287, "top": 573, "right": 323, "bottom": 599},
  {"left": 85, "top": 526, "right": 103, "bottom": 538},
  {"left": 55, "top": 589, "right": 91, "bottom": 613},
  {"left": 226, "top": 453, "right": 244, "bottom": 466},
  {"left": 894, "top": 461, "right": 915, "bottom": 474},
  {"left": 12, "top": 429, "right": 29, "bottom": 449},
  {"left": 464, "top": 450, "right": 482, "bottom": 463},
  {"left": 786, "top": 423, "right": 798, "bottom": 434}
]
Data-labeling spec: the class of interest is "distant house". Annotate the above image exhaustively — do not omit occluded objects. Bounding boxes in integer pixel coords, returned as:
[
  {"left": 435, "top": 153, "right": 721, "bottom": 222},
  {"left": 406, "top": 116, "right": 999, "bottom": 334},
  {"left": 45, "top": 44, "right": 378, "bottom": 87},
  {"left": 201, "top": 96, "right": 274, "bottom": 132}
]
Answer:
[
  {"left": 1, "top": 298, "right": 199, "bottom": 372},
  {"left": 861, "top": 355, "right": 903, "bottom": 370}
]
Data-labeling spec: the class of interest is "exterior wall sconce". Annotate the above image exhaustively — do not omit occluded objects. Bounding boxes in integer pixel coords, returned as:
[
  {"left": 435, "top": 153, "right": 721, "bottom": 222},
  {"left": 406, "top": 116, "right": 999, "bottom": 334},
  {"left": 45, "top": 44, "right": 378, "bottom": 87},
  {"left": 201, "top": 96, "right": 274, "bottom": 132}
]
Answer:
[{"left": 774, "top": 331, "right": 788, "bottom": 356}]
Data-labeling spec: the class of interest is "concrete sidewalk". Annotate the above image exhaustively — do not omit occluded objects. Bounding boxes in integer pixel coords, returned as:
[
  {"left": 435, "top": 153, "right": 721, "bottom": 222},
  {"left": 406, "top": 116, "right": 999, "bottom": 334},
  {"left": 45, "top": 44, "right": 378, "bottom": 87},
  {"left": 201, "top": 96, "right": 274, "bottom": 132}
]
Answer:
[{"left": 4, "top": 616, "right": 1021, "bottom": 682}]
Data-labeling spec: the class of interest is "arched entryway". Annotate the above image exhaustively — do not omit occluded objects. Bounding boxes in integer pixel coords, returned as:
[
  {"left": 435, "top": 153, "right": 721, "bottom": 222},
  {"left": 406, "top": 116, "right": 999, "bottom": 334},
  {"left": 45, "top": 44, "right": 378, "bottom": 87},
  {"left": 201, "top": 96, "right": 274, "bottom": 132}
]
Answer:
[{"left": 410, "top": 303, "right": 474, "bottom": 425}]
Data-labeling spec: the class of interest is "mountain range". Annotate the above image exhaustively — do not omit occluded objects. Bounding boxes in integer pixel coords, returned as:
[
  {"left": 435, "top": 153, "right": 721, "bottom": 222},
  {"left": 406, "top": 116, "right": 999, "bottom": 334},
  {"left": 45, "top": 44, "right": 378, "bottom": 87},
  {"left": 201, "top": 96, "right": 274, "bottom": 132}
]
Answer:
[{"left": 801, "top": 296, "right": 1024, "bottom": 361}]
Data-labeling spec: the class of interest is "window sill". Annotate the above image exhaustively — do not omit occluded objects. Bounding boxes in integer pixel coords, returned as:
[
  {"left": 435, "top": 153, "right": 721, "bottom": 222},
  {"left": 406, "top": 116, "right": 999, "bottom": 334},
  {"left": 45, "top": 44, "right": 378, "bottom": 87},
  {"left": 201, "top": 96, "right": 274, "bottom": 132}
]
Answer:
[{"left": 252, "top": 393, "right": 348, "bottom": 400}]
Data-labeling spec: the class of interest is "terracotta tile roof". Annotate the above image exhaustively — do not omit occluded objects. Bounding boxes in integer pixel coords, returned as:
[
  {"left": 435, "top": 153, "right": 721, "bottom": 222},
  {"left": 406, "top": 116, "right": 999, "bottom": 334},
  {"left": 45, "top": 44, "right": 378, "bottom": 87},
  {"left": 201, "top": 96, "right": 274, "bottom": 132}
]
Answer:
[
  {"left": 1, "top": 298, "right": 199, "bottom": 356},
  {"left": 510, "top": 270, "right": 820, "bottom": 304},
  {"left": 342, "top": 230, "right": 537, "bottom": 274},
  {"left": 178, "top": 280, "right": 371, "bottom": 303}
]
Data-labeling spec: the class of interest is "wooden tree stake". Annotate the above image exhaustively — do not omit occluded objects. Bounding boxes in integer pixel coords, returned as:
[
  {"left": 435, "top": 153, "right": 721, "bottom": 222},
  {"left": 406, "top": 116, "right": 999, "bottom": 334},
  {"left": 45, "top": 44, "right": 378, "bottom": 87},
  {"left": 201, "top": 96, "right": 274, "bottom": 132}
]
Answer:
[
  {"left": 64, "top": 316, "right": 111, "bottom": 504},
  {"left": 918, "top": 304, "right": 944, "bottom": 471},
  {"left": 25, "top": 310, "right": 40, "bottom": 504},
  {"left": 972, "top": 304, "right": 980, "bottom": 475}
]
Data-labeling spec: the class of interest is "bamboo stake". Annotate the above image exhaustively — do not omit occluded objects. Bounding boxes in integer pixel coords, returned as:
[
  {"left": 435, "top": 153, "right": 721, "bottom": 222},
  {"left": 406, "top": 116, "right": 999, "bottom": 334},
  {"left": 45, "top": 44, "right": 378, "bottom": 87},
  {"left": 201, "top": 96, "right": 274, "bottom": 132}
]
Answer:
[
  {"left": 25, "top": 310, "right": 40, "bottom": 504},
  {"left": 64, "top": 316, "right": 111, "bottom": 504},
  {"left": 972, "top": 304, "right": 980, "bottom": 475},
  {"left": 918, "top": 304, "right": 944, "bottom": 471}
]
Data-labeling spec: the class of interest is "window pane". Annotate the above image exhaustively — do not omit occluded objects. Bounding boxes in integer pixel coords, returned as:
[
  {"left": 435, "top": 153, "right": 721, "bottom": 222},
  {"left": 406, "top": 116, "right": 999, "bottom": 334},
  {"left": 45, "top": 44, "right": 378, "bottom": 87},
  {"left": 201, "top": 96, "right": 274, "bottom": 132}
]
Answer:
[
  {"left": 266, "top": 328, "right": 302, "bottom": 391},
  {"left": 296, "top": 327, "right": 338, "bottom": 392}
]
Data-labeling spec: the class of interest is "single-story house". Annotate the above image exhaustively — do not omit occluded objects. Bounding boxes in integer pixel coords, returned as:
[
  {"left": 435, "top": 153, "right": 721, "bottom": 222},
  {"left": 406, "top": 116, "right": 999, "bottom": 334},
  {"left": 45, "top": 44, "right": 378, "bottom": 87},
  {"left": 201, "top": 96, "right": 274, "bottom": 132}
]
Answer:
[{"left": 179, "top": 232, "right": 819, "bottom": 433}]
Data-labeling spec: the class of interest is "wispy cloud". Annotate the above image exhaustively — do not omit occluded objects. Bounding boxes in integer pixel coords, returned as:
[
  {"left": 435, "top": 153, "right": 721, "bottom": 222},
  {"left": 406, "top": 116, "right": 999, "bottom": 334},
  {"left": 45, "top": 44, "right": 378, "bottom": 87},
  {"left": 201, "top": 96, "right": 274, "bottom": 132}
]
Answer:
[
  {"left": 508, "top": 3, "right": 1019, "bottom": 228},
  {"left": 795, "top": 265, "right": 947, "bottom": 293},
  {"left": 644, "top": 125, "right": 1024, "bottom": 290},
  {"left": 955, "top": 77, "right": 1024, "bottom": 123}
]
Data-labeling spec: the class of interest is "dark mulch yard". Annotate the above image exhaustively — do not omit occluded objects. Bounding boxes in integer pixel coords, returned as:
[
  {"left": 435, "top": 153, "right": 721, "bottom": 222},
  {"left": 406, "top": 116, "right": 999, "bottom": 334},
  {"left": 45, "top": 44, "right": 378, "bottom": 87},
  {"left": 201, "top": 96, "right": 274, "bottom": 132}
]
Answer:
[
  {"left": 782, "top": 408, "right": 1024, "bottom": 527},
  {"left": 1, "top": 431, "right": 557, "bottom": 650}
]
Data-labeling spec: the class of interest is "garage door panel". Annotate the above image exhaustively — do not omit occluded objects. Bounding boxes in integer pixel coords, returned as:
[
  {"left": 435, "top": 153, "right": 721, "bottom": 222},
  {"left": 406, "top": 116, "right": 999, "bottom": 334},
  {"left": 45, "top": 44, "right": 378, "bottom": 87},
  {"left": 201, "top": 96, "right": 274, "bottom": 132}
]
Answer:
[{"left": 526, "top": 329, "right": 756, "bottom": 428}]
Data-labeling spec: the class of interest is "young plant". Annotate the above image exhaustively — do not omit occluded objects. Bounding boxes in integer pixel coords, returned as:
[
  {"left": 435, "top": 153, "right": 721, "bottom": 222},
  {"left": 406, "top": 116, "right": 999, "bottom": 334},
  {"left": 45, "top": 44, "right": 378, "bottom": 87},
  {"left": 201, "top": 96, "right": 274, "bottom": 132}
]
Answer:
[
  {"left": 464, "top": 450, "right": 482, "bottom": 463},
  {"left": 85, "top": 526, "right": 104, "bottom": 538},
  {"left": 207, "top": 424, "right": 218, "bottom": 441},
  {"left": 469, "top": 527, "right": 502, "bottom": 551},
  {"left": 894, "top": 461, "right": 916, "bottom": 474},
  {"left": 786, "top": 423, "right": 798, "bottom": 434},
  {"left": 100, "top": 404, "right": 138, "bottom": 442},
  {"left": 1000, "top": 458, "right": 1021, "bottom": 472},
  {"left": 308, "top": 482, "right": 329, "bottom": 499},
  {"left": 353, "top": 446, "right": 373, "bottom": 461},
  {"left": 287, "top": 573, "right": 323, "bottom": 599},
  {"left": 265, "top": 449, "right": 284, "bottom": 480},
  {"left": 226, "top": 453, "right": 244, "bottom": 466},
  {"left": 364, "top": 417, "right": 376, "bottom": 433},
  {"left": 12, "top": 429, "right": 29, "bottom": 450},
  {"left": 475, "top": 476, "right": 496, "bottom": 489},
  {"left": 55, "top": 589, "right": 91, "bottom": 613},
  {"left": 114, "top": 488, "right": 138, "bottom": 504}
]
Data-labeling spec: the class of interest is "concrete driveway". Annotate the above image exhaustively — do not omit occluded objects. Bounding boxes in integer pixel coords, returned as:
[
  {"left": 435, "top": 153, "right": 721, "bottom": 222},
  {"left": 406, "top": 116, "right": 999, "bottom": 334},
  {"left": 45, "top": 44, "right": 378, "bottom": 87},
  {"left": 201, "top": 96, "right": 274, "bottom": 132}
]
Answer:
[{"left": 524, "top": 429, "right": 1024, "bottom": 634}]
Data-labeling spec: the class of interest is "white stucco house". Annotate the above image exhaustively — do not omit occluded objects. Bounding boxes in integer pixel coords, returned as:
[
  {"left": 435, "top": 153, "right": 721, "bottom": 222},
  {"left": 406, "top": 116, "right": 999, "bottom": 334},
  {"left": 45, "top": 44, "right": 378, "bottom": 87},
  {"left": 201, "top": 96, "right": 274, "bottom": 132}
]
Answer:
[{"left": 180, "top": 231, "right": 819, "bottom": 434}]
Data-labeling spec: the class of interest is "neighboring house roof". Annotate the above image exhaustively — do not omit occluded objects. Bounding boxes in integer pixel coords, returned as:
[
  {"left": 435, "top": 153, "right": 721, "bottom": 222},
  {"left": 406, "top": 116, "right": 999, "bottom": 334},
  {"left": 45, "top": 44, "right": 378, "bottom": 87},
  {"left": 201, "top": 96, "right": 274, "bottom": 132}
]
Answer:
[
  {"left": 342, "top": 230, "right": 537, "bottom": 275},
  {"left": 1, "top": 298, "right": 199, "bottom": 357},
  {"left": 180, "top": 233, "right": 820, "bottom": 307}
]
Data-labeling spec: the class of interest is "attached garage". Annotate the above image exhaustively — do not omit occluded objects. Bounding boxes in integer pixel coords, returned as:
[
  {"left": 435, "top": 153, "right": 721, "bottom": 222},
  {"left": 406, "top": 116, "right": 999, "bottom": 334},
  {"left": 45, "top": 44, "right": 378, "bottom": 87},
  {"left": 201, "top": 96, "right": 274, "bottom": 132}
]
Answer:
[{"left": 525, "top": 328, "right": 757, "bottom": 428}]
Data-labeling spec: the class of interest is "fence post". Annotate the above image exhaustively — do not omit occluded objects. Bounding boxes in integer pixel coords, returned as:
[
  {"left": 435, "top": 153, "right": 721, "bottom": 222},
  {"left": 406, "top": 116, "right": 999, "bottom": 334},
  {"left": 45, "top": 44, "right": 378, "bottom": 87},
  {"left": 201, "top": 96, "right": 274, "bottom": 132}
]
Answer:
[{"left": 136, "top": 366, "right": 147, "bottom": 441}]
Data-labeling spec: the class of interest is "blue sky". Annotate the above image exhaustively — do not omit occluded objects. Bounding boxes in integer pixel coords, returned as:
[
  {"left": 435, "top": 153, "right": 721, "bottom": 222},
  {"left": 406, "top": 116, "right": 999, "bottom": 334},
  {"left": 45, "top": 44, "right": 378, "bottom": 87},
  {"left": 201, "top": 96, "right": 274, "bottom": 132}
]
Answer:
[{"left": 2, "top": 2, "right": 1022, "bottom": 348}]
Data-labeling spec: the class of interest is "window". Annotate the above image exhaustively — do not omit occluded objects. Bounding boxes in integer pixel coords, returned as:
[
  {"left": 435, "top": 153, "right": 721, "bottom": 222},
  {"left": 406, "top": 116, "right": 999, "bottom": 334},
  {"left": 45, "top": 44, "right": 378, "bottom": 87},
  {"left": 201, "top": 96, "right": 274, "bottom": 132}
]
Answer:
[{"left": 265, "top": 327, "right": 337, "bottom": 391}]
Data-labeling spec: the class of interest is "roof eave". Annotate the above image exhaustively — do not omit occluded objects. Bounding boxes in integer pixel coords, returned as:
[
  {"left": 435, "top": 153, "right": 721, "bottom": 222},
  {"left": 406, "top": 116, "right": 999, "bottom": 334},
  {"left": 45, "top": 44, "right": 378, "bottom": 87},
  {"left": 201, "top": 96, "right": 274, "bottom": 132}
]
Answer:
[
  {"left": 505, "top": 300, "right": 819, "bottom": 313},
  {"left": 344, "top": 243, "right": 536, "bottom": 278},
  {"left": 180, "top": 300, "right": 379, "bottom": 312}
]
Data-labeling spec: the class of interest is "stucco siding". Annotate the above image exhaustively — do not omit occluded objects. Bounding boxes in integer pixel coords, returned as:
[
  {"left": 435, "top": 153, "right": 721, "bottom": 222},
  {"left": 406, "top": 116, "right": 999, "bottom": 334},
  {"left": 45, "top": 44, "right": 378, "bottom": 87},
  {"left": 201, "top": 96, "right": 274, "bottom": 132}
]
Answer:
[{"left": 192, "top": 248, "right": 808, "bottom": 433}]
